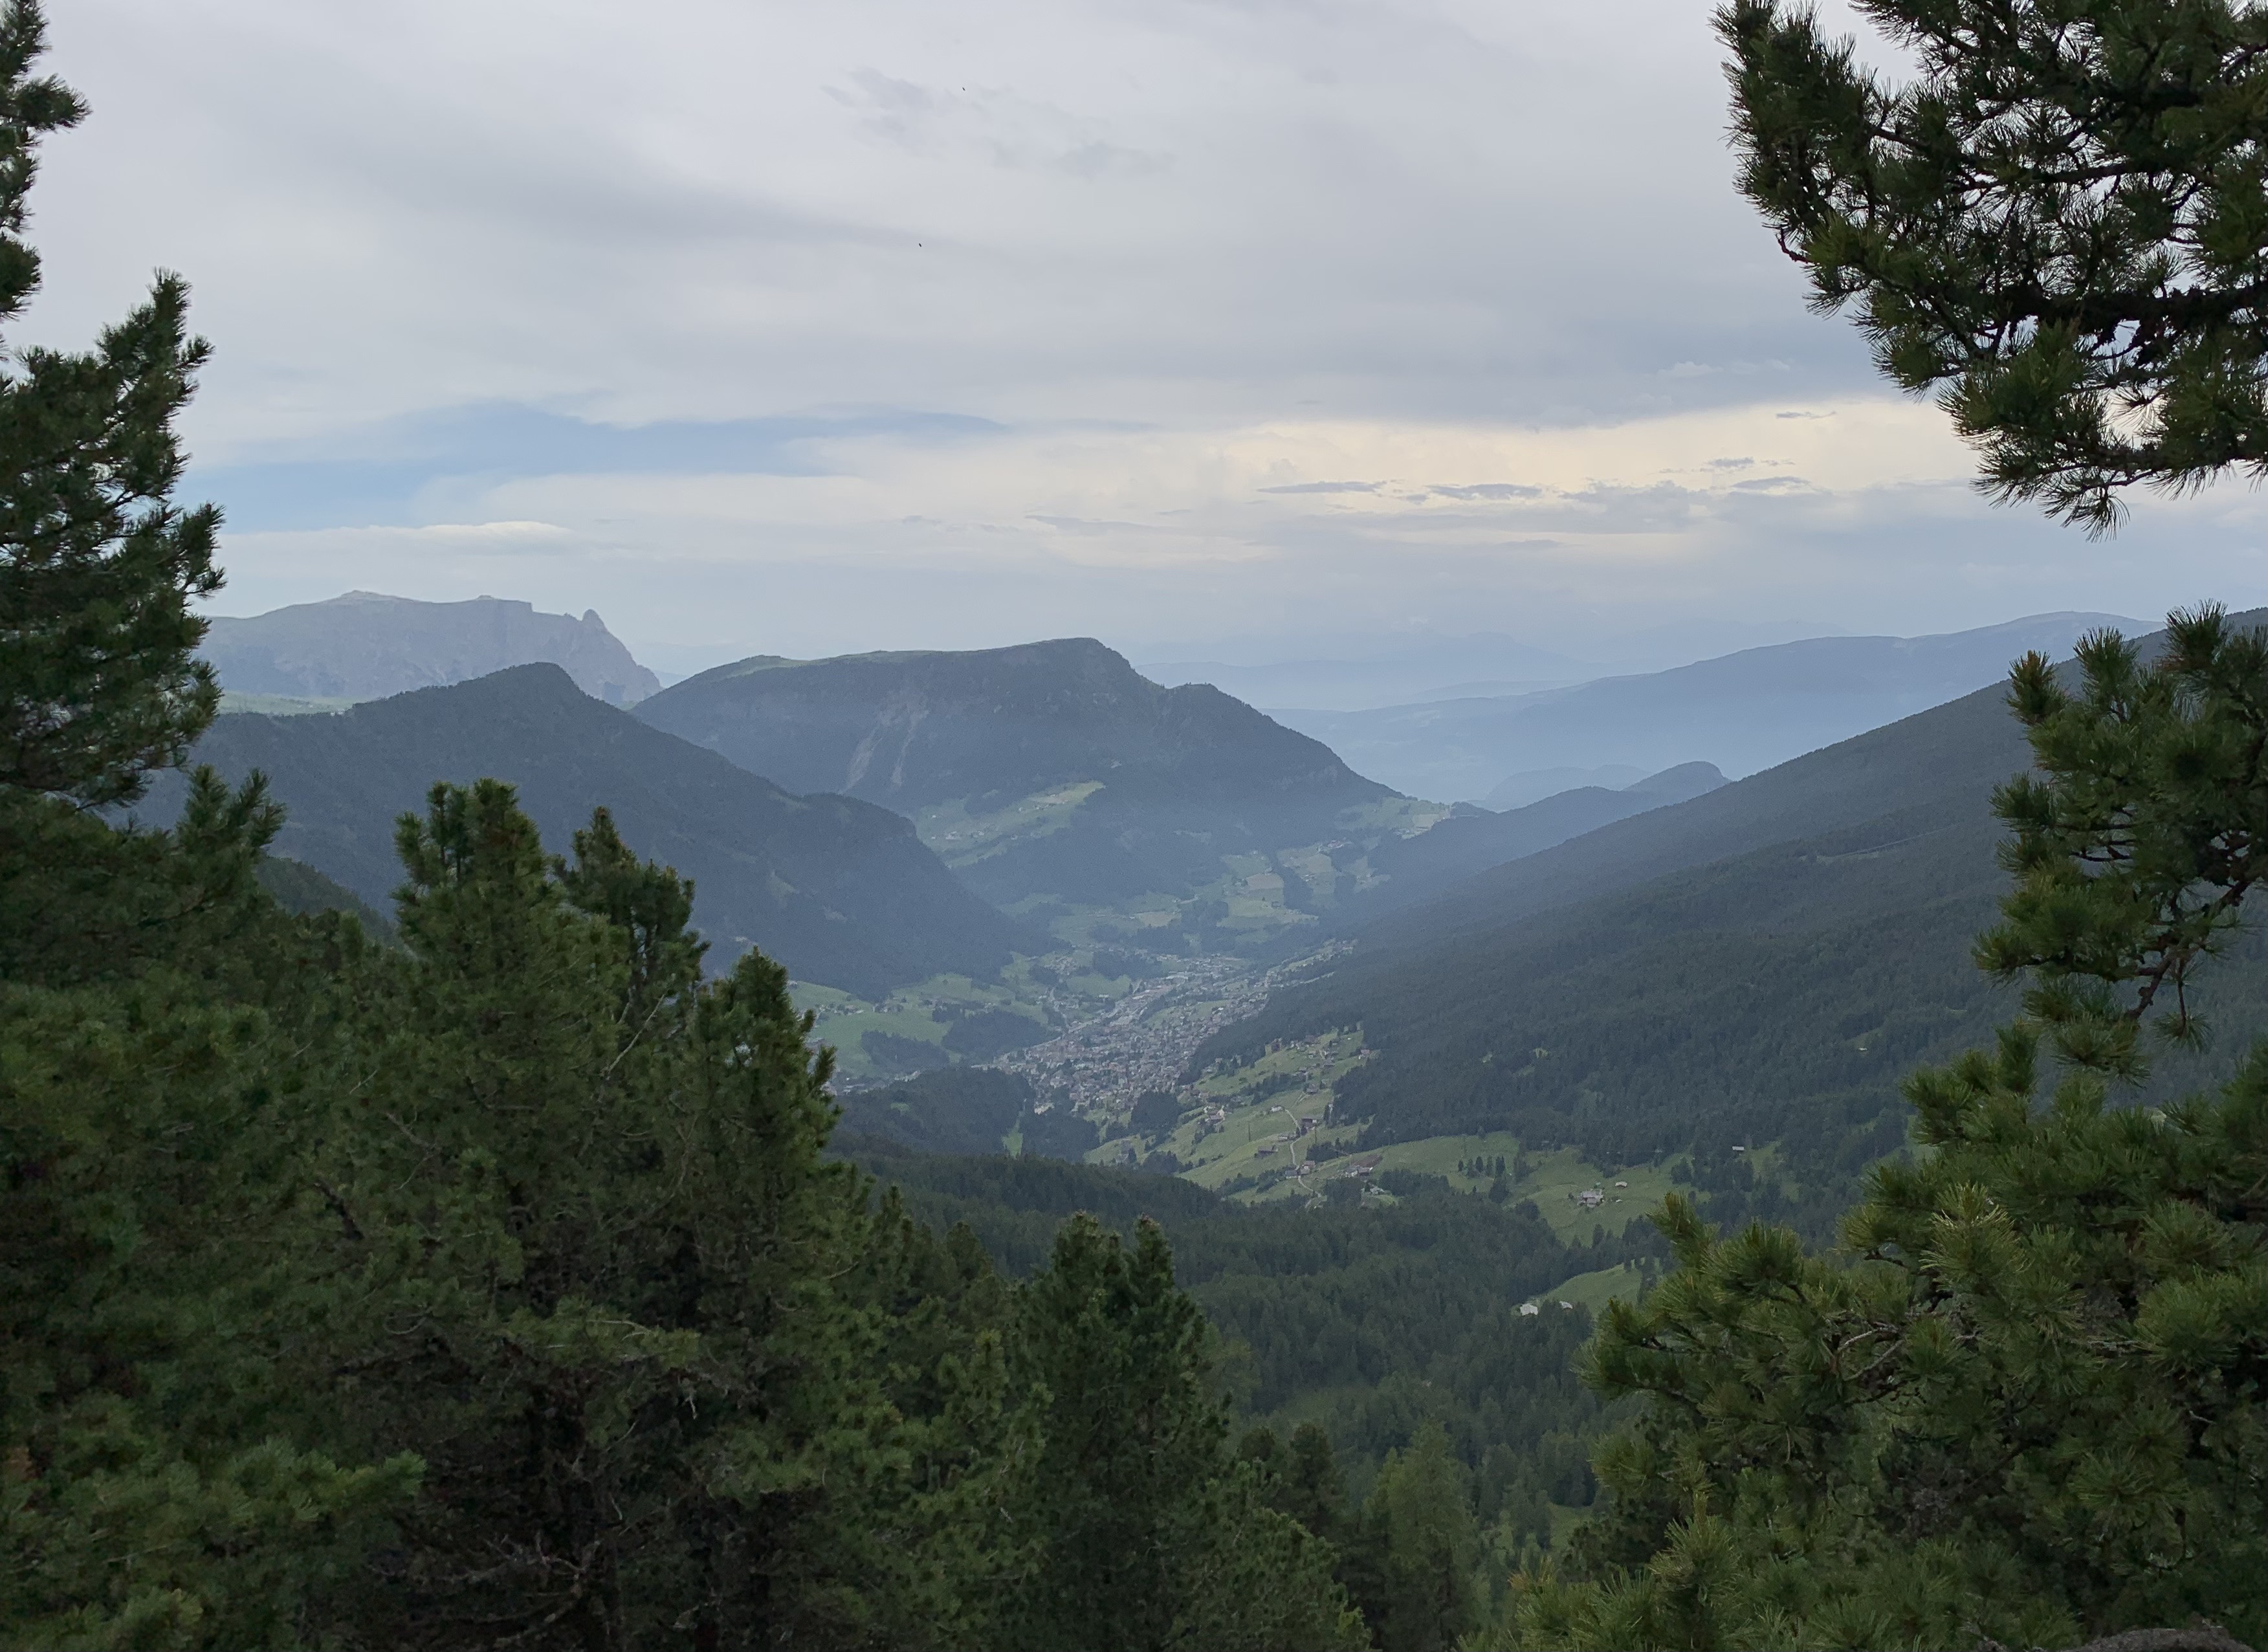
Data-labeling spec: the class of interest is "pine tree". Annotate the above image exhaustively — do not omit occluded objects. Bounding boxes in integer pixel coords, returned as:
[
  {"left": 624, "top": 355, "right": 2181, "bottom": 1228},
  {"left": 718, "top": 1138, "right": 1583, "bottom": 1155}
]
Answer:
[
  {"left": 0, "top": 10, "right": 417, "bottom": 1640},
  {"left": 1007, "top": 1215, "right": 1233, "bottom": 1650},
  {"left": 1359, "top": 1420, "right": 1479, "bottom": 1652},
  {"left": 298, "top": 780, "right": 1015, "bottom": 1649},
  {"left": 1512, "top": 6, "right": 2268, "bottom": 1645},
  {"left": 1, "top": 775, "right": 417, "bottom": 1647},
  {"left": 1982, "top": 610, "right": 2267, "bottom": 1079},
  {"left": 1283, "top": 1421, "right": 1350, "bottom": 1547},
  {"left": 0, "top": 0, "right": 223, "bottom": 807},
  {"left": 1006, "top": 1215, "right": 1365, "bottom": 1651},
  {"left": 1717, "top": 0, "right": 2268, "bottom": 533}
]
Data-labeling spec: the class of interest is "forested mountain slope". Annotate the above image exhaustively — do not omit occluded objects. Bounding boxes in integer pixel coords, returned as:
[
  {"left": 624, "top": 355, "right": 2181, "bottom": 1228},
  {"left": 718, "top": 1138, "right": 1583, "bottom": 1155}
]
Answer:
[
  {"left": 639, "top": 635, "right": 1380, "bottom": 814},
  {"left": 1273, "top": 610, "right": 2140, "bottom": 799},
  {"left": 1198, "top": 612, "right": 2268, "bottom": 1229},
  {"left": 1362, "top": 663, "right": 2037, "bottom": 947},
  {"left": 202, "top": 589, "right": 662, "bottom": 705},
  {"left": 842, "top": 1136, "right": 1625, "bottom": 1536},
  {"left": 1330, "top": 761, "right": 1726, "bottom": 931},
  {"left": 637, "top": 637, "right": 1411, "bottom": 947},
  {"left": 137, "top": 664, "right": 1023, "bottom": 997}
]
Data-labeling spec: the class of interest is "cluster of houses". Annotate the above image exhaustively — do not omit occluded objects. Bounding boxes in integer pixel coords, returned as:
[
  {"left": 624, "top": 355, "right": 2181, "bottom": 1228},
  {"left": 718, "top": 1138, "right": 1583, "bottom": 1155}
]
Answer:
[
  {"left": 1250, "top": 1104, "right": 1327, "bottom": 1160},
  {"left": 1569, "top": 1178, "right": 1635, "bottom": 1211},
  {"left": 996, "top": 954, "right": 1270, "bottom": 1113}
]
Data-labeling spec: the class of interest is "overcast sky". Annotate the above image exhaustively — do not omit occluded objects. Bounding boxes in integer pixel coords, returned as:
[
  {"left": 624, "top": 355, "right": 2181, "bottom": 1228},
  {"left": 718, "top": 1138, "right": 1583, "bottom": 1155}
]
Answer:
[{"left": 26, "top": 0, "right": 2260, "bottom": 672}]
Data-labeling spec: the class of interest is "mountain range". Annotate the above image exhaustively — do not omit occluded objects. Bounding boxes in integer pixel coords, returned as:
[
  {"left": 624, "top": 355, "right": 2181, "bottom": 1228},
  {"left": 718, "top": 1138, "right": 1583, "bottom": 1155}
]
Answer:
[
  {"left": 1138, "top": 632, "right": 1596, "bottom": 712},
  {"left": 201, "top": 591, "right": 663, "bottom": 707},
  {"left": 166, "top": 593, "right": 2257, "bottom": 1147},
  {"left": 1331, "top": 760, "right": 1728, "bottom": 931},
  {"left": 1198, "top": 609, "right": 2268, "bottom": 1229},
  {"left": 1130, "top": 616, "right": 1878, "bottom": 713},
  {"left": 1476, "top": 765, "right": 1648, "bottom": 811},
  {"left": 135, "top": 664, "right": 1022, "bottom": 998},
  {"left": 1270, "top": 611, "right": 2144, "bottom": 800},
  {"left": 634, "top": 637, "right": 1412, "bottom": 949}
]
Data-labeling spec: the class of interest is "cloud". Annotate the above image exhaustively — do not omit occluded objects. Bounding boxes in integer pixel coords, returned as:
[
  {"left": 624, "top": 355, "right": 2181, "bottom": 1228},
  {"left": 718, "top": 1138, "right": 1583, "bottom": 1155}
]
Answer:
[
  {"left": 23, "top": 0, "right": 2256, "bottom": 665},
  {"left": 409, "top": 520, "right": 573, "bottom": 542},
  {"left": 190, "top": 404, "right": 1001, "bottom": 531},
  {"left": 828, "top": 67, "right": 1169, "bottom": 177},
  {"left": 34, "top": 0, "right": 1866, "bottom": 445},
  {"left": 1425, "top": 483, "right": 1545, "bottom": 501}
]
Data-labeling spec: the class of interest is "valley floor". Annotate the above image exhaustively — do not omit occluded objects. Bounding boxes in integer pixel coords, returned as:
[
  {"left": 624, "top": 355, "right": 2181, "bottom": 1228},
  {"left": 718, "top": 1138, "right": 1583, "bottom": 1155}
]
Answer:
[{"left": 993, "top": 947, "right": 1342, "bottom": 1112}]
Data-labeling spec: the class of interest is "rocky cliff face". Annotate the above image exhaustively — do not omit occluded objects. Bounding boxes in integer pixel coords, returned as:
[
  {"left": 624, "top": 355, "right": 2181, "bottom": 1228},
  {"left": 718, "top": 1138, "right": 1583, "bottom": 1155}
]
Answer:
[{"left": 201, "top": 591, "right": 662, "bottom": 705}]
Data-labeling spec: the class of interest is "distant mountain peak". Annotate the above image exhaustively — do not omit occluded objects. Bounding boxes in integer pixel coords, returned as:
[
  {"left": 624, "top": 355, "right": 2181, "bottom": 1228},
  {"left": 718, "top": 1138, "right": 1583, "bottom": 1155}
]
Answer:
[
  {"left": 1273, "top": 610, "right": 2157, "bottom": 800},
  {"left": 138, "top": 661, "right": 1021, "bottom": 997},
  {"left": 635, "top": 635, "right": 1403, "bottom": 949},
  {"left": 646, "top": 636, "right": 1382, "bottom": 811},
  {"left": 1624, "top": 761, "right": 1726, "bottom": 799},
  {"left": 201, "top": 590, "right": 663, "bottom": 707}
]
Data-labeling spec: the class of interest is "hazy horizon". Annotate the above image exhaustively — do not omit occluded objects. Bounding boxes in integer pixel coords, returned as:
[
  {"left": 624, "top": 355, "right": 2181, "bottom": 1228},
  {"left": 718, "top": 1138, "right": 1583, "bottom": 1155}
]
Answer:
[
  {"left": 202, "top": 586, "right": 2167, "bottom": 712},
  {"left": 39, "top": 0, "right": 2261, "bottom": 665}
]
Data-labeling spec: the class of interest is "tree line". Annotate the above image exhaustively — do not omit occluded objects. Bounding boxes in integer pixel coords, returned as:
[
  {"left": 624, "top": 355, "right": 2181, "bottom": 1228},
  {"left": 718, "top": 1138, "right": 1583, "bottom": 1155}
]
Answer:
[
  {"left": 0, "top": 6, "right": 1369, "bottom": 1639},
  {"left": 1498, "top": 1, "right": 2268, "bottom": 1643},
  {"left": 8, "top": 0, "right": 2267, "bottom": 1646}
]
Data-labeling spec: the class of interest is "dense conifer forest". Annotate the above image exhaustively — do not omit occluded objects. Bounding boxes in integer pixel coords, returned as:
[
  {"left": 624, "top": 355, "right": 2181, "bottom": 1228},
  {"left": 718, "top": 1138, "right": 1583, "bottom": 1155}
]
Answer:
[{"left": 5, "top": 1, "right": 2265, "bottom": 1648}]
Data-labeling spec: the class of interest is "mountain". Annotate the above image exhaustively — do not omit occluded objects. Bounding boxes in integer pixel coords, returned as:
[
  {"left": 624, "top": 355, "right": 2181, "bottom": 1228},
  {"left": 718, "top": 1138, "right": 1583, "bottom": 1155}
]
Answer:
[
  {"left": 634, "top": 637, "right": 1409, "bottom": 949},
  {"left": 201, "top": 591, "right": 663, "bottom": 706},
  {"left": 1195, "top": 611, "right": 2267, "bottom": 1230},
  {"left": 1328, "top": 762, "right": 1728, "bottom": 930},
  {"left": 1479, "top": 765, "right": 1647, "bottom": 811},
  {"left": 1139, "top": 631, "right": 1596, "bottom": 714},
  {"left": 135, "top": 665, "right": 1024, "bottom": 998},
  {"left": 1269, "top": 611, "right": 2146, "bottom": 800},
  {"left": 254, "top": 855, "right": 395, "bottom": 940}
]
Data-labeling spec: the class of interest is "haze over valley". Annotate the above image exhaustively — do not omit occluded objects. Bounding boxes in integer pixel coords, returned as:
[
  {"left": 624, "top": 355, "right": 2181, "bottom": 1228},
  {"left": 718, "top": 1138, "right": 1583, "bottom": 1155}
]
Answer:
[
  {"left": 17, "top": 3, "right": 2267, "bottom": 1644},
  {"left": 177, "top": 593, "right": 2255, "bottom": 1110}
]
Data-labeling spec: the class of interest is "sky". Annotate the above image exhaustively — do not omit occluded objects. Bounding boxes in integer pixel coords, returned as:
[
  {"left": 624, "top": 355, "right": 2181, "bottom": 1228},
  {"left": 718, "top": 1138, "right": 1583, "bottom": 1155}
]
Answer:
[{"left": 25, "top": 0, "right": 2262, "bottom": 675}]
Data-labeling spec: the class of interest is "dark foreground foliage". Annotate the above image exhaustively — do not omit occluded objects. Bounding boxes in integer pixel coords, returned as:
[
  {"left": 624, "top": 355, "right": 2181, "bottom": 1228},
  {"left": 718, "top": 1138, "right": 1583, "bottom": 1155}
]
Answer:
[
  {"left": 1515, "top": 617, "right": 2268, "bottom": 1647},
  {"left": 2, "top": 767, "right": 1375, "bottom": 1649},
  {"left": 1501, "top": 0, "right": 2268, "bottom": 1638},
  {"left": 8, "top": 1, "right": 2264, "bottom": 1646},
  {"left": 0, "top": 10, "right": 1361, "bottom": 1642}
]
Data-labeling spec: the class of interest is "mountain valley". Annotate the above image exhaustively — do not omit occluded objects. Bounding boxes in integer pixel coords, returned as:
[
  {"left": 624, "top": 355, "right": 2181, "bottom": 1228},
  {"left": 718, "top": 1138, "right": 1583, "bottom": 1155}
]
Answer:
[
  {"left": 21, "top": 11, "right": 2268, "bottom": 1636},
  {"left": 66, "top": 584, "right": 2268, "bottom": 1640},
  {"left": 1272, "top": 610, "right": 2146, "bottom": 799},
  {"left": 634, "top": 635, "right": 1446, "bottom": 951},
  {"left": 134, "top": 663, "right": 1024, "bottom": 998}
]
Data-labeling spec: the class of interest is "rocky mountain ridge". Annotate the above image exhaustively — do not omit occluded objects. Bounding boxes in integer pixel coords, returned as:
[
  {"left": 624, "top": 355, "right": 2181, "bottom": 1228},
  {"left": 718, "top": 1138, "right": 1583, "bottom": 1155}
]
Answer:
[{"left": 201, "top": 590, "right": 662, "bottom": 706}]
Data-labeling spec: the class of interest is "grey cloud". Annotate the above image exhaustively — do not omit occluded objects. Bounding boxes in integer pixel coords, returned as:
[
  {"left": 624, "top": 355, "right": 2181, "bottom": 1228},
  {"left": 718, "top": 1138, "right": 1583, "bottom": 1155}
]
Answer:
[
  {"left": 828, "top": 67, "right": 1168, "bottom": 176},
  {"left": 45, "top": 0, "right": 2257, "bottom": 658},
  {"left": 1425, "top": 483, "right": 1545, "bottom": 500},
  {"left": 1026, "top": 514, "right": 1187, "bottom": 537},
  {"left": 39, "top": 0, "right": 1878, "bottom": 446}
]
